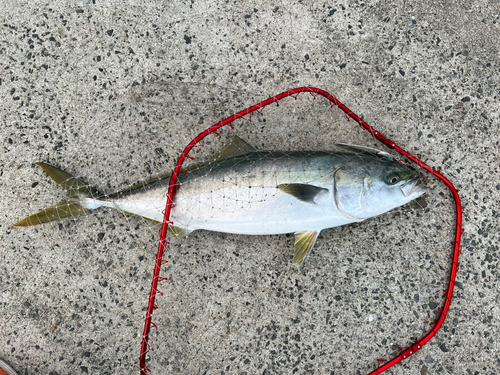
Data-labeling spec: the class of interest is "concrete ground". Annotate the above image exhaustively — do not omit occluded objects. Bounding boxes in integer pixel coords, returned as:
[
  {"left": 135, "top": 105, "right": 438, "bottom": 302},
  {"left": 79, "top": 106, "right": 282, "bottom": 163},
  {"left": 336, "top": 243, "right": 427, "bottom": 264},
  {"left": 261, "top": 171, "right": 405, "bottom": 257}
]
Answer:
[{"left": 1, "top": 1, "right": 499, "bottom": 374}]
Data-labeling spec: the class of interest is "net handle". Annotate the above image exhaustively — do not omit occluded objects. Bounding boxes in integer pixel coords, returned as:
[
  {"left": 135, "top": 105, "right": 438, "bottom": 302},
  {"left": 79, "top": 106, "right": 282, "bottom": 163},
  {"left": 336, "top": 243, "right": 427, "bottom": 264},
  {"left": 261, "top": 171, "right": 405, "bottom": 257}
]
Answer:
[{"left": 139, "top": 87, "right": 463, "bottom": 375}]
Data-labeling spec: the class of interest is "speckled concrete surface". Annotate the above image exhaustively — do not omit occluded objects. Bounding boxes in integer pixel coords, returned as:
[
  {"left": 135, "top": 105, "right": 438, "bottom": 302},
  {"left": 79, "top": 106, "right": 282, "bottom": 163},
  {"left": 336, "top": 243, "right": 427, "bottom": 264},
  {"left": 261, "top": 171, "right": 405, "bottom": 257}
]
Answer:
[{"left": 1, "top": 1, "right": 499, "bottom": 374}]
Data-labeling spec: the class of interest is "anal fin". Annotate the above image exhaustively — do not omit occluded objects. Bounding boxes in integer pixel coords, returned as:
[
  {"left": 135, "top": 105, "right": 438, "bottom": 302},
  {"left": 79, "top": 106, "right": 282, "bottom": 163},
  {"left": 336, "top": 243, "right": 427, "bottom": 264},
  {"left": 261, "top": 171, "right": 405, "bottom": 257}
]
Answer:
[
  {"left": 167, "top": 225, "right": 193, "bottom": 242},
  {"left": 293, "top": 230, "right": 320, "bottom": 265}
]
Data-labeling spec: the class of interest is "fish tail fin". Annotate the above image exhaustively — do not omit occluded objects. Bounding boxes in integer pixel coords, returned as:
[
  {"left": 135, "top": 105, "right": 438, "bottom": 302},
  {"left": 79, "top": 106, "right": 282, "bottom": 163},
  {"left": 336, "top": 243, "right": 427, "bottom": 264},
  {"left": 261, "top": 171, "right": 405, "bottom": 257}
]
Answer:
[
  {"left": 13, "top": 162, "right": 103, "bottom": 227},
  {"left": 13, "top": 200, "right": 90, "bottom": 227}
]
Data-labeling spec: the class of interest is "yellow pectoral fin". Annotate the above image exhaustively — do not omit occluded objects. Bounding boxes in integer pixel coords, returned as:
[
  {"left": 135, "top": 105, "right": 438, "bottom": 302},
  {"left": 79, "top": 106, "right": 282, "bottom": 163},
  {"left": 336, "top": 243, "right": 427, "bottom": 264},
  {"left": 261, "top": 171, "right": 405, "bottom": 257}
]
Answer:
[{"left": 293, "top": 230, "right": 320, "bottom": 265}]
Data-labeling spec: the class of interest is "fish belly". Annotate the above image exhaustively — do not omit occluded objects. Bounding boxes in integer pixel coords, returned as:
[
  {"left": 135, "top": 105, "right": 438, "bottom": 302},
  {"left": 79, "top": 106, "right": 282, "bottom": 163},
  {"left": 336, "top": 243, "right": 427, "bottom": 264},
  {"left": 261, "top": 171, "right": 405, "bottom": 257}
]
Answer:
[{"left": 170, "top": 185, "right": 356, "bottom": 235}]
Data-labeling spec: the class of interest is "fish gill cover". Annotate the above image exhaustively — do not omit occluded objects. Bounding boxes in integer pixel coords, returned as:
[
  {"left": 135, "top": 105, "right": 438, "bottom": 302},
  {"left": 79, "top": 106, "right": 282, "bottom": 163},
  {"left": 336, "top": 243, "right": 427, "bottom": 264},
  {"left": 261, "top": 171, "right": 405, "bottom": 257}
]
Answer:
[{"left": 11, "top": 82, "right": 456, "bottom": 374}]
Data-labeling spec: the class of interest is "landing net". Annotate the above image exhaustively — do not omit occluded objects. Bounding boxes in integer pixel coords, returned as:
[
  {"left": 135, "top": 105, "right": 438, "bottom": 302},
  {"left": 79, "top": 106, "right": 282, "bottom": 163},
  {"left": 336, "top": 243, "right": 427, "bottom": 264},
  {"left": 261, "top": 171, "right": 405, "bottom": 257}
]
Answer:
[
  {"left": 9, "top": 83, "right": 462, "bottom": 374},
  {"left": 138, "top": 87, "right": 462, "bottom": 374}
]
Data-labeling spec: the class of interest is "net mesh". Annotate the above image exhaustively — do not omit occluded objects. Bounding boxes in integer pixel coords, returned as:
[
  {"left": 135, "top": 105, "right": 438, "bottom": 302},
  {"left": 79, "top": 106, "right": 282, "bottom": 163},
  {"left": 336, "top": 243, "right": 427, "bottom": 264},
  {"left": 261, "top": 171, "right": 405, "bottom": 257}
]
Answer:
[{"left": 9, "top": 84, "right": 461, "bottom": 375}]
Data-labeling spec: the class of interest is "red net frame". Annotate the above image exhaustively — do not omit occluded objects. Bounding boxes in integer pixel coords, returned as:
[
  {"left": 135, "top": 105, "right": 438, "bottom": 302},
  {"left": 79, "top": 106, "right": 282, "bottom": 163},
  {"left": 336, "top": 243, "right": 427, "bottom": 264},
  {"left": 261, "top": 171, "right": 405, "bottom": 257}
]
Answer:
[{"left": 139, "top": 87, "right": 463, "bottom": 374}]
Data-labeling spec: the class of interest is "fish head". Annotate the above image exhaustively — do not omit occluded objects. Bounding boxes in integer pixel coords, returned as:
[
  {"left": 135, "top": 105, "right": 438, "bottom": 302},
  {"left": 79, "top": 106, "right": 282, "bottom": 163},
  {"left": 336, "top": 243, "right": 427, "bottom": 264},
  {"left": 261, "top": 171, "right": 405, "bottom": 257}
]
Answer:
[{"left": 333, "top": 153, "right": 427, "bottom": 220}]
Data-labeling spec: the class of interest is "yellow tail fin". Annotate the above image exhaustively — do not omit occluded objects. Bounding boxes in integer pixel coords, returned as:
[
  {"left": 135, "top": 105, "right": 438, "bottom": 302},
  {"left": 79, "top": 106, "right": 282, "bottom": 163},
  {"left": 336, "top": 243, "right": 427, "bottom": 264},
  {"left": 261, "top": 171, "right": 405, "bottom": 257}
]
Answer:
[{"left": 13, "top": 163, "right": 102, "bottom": 227}]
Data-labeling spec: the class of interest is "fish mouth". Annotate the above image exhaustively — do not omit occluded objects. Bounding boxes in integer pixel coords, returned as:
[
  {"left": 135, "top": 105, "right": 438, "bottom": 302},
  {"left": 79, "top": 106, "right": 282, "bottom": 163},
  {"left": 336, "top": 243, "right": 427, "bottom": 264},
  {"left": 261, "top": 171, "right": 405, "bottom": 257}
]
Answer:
[{"left": 400, "top": 176, "right": 427, "bottom": 197}]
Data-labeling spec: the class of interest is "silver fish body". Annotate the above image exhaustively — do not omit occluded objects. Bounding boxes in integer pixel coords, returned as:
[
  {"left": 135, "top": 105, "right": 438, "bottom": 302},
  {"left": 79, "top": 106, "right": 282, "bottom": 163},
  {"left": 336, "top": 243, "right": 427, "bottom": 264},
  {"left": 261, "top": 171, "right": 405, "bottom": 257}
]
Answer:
[
  {"left": 14, "top": 139, "right": 427, "bottom": 264},
  {"left": 108, "top": 152, "right": 353, "bottom": 234},
  {"left": 104, "top": 150, "right": 425, "bottom": 234}
]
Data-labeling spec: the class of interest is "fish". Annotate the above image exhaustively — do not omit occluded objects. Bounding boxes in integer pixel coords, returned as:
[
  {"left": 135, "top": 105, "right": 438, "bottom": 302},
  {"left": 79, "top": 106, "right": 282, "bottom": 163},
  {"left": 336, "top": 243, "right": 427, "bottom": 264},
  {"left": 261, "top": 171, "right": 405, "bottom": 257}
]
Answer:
[{"left": 14, "top": 136, "right": 427, "bottom": 264}]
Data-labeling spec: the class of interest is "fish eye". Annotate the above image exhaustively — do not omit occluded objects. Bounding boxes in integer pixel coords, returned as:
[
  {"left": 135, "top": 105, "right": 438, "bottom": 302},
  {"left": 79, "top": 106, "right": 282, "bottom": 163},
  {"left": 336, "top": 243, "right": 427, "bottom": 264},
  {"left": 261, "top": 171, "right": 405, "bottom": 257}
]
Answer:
[{"left": 386, "top": 173, "right": 400, "bottom": 185}]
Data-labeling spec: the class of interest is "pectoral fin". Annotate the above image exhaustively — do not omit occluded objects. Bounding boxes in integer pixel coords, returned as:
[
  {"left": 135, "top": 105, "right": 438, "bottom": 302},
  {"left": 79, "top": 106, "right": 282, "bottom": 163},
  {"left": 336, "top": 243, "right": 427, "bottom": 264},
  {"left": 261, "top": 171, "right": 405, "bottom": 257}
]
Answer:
[
  {"left": 277, "top": 184, "right": 328, "bottom": 204},
  {"left": 293, "top": 230, "right": 320, "bottom": 264}
]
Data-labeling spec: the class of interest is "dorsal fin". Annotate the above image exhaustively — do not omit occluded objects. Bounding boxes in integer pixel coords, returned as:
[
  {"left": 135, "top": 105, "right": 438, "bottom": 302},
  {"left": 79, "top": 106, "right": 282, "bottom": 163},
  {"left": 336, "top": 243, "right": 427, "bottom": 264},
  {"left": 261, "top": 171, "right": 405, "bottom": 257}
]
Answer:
[
  {"left": 212, "top": 135, "right": 256, "bottom": 160},
  {"left": 336, "top": 143, "right": 394, "bottom": 159},
  {"left": 186, "top": 135, "right": 256, "bottom": 171}
]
